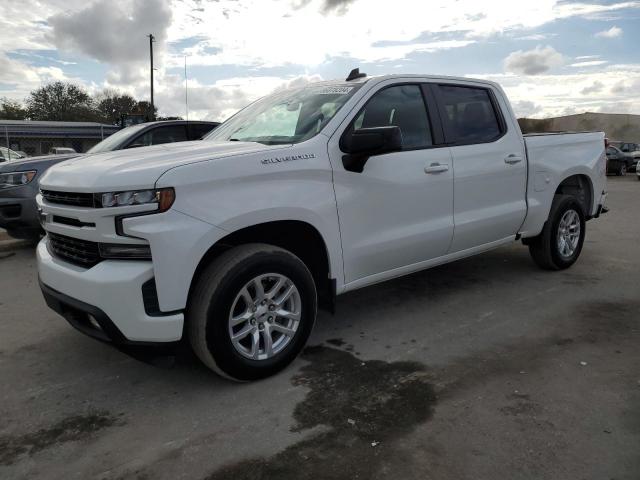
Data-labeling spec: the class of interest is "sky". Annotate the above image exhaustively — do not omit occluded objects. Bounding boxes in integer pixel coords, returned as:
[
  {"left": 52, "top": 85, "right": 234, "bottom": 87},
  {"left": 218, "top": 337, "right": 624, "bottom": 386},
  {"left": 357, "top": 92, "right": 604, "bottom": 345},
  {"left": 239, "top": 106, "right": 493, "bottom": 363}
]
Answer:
[{"left": 1, "top": 0, "right": 639, "bottom": 121}]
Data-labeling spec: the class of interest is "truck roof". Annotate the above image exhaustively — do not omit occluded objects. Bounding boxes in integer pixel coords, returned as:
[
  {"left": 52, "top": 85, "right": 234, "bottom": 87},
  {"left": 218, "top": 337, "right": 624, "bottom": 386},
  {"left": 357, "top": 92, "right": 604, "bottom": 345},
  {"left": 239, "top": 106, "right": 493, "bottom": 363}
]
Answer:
[{"left": 316, "top": 73, "right": 500, "bottom": 90}]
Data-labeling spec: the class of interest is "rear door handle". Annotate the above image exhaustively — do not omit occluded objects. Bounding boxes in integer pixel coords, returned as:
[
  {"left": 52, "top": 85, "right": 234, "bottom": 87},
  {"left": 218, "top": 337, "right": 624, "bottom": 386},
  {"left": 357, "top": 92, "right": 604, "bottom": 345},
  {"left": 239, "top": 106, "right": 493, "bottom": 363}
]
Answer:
[
  {"left": 424, "top": 163, "right": 449, "bottom": 174},
  {"left": 504, "top": 154, "right": 523, "bottom": 164}
]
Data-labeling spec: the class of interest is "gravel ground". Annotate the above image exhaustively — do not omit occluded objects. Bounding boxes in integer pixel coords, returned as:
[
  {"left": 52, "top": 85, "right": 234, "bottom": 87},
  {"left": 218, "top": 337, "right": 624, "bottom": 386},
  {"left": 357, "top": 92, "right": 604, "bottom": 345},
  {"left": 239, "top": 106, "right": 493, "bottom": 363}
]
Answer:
[{"left": 0, "top": 176, "right": 638, "bottom": 480}]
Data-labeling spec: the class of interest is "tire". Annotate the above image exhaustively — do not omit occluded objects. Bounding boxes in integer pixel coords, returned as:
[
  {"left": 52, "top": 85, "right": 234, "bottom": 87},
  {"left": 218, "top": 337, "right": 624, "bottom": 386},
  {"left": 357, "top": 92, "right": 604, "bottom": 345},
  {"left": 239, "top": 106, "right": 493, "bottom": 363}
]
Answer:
[
  {"left": 528, "top": 195, "right": 586, "bottom": 271},
  {"left": 187, "top": 243, "right": 317, "bottom": 381},
  {"left": 618, "top": 164, "right": 626, "bottom": 176}
]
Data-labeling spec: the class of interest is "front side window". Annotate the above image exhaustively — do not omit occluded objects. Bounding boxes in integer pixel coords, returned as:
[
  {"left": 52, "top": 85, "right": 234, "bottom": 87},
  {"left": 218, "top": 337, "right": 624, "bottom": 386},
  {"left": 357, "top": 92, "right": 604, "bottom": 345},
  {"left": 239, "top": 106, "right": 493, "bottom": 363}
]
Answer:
[
  {"left": 205, "top": 83, "right": 361, "bottom": 145},
  {"left": 351, "top": 84, "right": 432, "bottom": 149},
  {"left": 439, "top": 85, "right": 503, "bottom": 144}
]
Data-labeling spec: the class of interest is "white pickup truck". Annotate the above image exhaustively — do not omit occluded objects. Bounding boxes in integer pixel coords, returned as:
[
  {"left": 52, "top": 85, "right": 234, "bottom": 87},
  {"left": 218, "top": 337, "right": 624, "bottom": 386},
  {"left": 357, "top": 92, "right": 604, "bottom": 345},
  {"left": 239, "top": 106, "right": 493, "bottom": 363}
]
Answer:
[{"left": 36, "top": 71, "right": 607, "bottom": 380}]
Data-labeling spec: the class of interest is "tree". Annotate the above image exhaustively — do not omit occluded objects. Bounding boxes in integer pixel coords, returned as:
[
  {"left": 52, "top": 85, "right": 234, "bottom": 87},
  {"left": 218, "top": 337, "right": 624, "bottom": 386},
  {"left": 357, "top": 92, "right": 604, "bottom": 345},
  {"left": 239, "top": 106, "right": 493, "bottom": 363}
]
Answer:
[
  {"left": 132, "top": 101, "right": 158, "bottom": 122},
  {"left": 95, "top": 89, "right": 137, "bottom": 125},
  {"left": 0, "top": 98, "right": 27, "bottom": 120},
  {"left": 26, "top": 82, "right": 101, "bottom": 121}
]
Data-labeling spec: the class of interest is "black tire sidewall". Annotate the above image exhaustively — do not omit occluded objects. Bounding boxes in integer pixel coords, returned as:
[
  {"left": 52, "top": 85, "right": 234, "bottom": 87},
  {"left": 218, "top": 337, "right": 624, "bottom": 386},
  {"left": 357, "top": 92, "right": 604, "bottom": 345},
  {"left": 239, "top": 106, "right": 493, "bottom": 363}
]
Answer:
[
  {"left": 549, "top": 198, "right": 585, "bottom": 268},
  {"left": 204, "top": 250, "right": 316, "bottom": 381}
]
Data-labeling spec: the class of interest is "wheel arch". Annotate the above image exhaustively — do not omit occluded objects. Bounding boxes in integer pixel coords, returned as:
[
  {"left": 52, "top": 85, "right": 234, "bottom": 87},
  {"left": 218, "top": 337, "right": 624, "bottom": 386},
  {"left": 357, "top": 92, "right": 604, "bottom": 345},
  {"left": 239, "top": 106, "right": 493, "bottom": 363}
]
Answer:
[
  {"left": 554, "top": 173, "right": 594, "bottom": 218},
  {"left": 188, "top": 220, "right": 336, "bottom": 312}
]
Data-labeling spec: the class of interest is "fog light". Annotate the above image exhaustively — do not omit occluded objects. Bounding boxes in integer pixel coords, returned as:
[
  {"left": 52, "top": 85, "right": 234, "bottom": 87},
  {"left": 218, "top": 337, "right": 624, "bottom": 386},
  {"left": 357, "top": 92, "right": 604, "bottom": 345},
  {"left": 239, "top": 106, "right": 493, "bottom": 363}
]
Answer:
[{"left": 99, "top": 243, "right": 152, "bottom": 259}]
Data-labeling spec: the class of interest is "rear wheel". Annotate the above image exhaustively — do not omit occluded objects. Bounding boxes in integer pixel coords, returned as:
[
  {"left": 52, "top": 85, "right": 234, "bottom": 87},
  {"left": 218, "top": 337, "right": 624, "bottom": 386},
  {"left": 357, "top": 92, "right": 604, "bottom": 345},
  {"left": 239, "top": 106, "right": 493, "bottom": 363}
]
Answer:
[
  {"left": 187, "top": 243, "right": 317, "bottom": 381},
  {"left": 528, "top": 195, "right": 586, "bottom": 270}
]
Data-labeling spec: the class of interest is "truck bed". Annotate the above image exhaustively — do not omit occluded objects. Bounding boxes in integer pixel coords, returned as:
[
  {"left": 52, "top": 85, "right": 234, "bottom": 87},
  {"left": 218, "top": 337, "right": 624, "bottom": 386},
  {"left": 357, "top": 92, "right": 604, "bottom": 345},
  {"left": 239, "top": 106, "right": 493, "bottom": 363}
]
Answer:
[{"left": 519, "top": 131, "right": 606, "bottom": 237}]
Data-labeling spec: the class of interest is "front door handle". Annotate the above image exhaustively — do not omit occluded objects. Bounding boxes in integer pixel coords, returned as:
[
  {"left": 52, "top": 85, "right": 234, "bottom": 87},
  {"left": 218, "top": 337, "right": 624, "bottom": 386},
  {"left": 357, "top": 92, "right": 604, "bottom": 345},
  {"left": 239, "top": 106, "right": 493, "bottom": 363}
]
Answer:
[
  {"left": 504, "top": 154, "right": 523, "bottom": 164},
  {"left": 424, "top": 163, "right": 449, "bottom": 174}
]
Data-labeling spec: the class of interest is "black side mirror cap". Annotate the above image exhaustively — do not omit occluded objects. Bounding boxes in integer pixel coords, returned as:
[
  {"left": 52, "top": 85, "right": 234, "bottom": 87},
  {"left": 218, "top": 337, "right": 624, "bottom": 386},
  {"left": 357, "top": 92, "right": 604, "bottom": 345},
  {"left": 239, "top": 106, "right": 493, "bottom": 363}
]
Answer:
[{"left": 341, "top": 126, "right": 403, "bottom": 173}]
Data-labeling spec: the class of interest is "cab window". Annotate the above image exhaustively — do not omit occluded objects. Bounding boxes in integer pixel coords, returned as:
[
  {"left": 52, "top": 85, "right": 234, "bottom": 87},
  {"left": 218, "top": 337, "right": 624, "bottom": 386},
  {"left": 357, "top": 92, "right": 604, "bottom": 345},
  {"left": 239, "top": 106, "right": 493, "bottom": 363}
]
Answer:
[{"left": 439, "top": 85, "right": 503, "bottom": 144}]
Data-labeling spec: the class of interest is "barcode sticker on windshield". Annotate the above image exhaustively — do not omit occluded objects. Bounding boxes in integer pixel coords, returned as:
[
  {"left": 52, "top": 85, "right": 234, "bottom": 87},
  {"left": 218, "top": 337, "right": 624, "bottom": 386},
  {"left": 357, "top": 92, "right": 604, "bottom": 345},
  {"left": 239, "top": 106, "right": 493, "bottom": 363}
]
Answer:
[{"left": 313, "top": 86, "right": 354, "bottom": 95}]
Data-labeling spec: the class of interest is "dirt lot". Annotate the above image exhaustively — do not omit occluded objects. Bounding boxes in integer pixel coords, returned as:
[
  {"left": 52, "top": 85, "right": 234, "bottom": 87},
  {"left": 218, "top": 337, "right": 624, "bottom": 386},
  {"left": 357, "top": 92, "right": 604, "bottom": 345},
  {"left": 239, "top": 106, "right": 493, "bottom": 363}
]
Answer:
[{"left": 0, "top": 176, "right": 638, "bottom": 480}]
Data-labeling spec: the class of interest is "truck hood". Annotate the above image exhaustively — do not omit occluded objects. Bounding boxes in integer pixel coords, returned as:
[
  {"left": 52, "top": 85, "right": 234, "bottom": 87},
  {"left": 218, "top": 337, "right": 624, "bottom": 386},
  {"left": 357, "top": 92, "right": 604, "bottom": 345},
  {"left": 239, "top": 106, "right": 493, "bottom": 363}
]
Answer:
[{"left": 39, "top": 140, "right": 279, "bottom": 192}]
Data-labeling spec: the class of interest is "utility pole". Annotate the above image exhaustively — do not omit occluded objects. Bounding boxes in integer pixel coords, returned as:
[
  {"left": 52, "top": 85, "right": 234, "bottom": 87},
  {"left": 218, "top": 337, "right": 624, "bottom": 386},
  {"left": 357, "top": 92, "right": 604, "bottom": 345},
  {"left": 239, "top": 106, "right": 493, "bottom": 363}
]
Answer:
[
  {"left": 184, "top": 56, "right": 189, "bottom": 121},
  {"left": 148, "top": 33, "right": 155, "bottom": 121}
]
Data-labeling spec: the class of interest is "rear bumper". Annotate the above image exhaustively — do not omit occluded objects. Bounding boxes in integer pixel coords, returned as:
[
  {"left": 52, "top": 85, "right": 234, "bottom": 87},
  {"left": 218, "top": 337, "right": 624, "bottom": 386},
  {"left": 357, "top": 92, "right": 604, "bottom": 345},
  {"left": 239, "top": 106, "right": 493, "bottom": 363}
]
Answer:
[
  {"left": 37, "top": 238, "right": 184, "bottom": 343},
  {"left": 591, "top": 192, "right": 608, "bottom": 219}
]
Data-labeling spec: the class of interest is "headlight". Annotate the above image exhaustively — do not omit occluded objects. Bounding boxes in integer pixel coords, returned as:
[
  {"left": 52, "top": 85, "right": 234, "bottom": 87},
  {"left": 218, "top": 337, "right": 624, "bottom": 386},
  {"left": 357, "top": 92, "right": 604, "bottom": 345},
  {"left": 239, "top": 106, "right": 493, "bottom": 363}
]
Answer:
[
  {"left": 0, "top": 170, "right": 37, "bottom": 189},
  {"left": 101, "top": 187, "right": 175, "bottom": 212}
]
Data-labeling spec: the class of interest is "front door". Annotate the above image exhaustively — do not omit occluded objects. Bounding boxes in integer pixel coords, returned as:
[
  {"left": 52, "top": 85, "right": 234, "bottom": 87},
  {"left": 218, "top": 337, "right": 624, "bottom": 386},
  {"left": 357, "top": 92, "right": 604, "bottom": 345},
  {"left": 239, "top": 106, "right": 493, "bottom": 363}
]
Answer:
[{"left": 328, "top": 83, "right": 454, "bottom": 285}]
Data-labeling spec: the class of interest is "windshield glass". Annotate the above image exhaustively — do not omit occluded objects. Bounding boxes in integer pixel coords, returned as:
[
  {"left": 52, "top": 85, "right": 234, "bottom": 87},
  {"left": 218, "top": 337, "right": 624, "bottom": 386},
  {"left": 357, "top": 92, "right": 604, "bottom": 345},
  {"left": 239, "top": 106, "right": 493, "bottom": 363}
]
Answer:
[
  {"left": 87, "top": 123, "right": 148, "bottom": 153},
  {"left": 205, "top": 83, "right": 361, "bottom": 145}
]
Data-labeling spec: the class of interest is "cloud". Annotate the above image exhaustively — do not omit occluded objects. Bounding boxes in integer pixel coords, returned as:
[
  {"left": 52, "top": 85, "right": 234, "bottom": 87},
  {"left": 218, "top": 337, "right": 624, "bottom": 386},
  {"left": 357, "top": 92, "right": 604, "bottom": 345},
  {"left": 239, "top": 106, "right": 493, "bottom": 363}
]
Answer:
[
  {"left": 611, "top": 79, "right": 640, "bottom": 94},
  {"left": 155, "top": 74, "right": 326, "bottom": 121},
  {"left": 580, "top": 80, "right": 604, "bottom": 95},
  {"left": 511, "top": 100, "right": 542, "bottom": 117},
  {"left": 470, "top": 64, "right": 640, "bottom": 118},
  {"left": 503, "top": 46, "right": 565, "bottom": 75},
  {"left": 570, "top": 60, "right": 608, "bottom": 67},
  {"left": 47, "top": 0, "right": 172, "bottom": 80},
  {"left": 595, "top": 26, "right": 623, "bottom": 38},
  {"left": 292, "top": 0, "right": 357, "bottom": 15}
]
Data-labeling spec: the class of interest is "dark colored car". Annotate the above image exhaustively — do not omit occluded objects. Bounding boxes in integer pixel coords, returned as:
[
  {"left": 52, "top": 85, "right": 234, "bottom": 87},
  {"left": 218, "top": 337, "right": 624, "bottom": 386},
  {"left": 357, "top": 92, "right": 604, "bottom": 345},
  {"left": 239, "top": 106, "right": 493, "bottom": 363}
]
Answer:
[
  {"left": 606, "top": 146, "right": 635, "bottom": 176},
  {"left": 0, "top": 120, "right": 219, "bottom": 240},
  {"left": 617, "top": 142, "right": 640, "bottom": 171}
]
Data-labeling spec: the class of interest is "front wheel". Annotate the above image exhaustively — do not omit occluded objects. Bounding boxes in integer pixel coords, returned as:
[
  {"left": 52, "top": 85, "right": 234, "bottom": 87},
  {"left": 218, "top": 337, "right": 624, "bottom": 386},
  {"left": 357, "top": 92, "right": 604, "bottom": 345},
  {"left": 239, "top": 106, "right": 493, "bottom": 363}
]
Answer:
[
  {"left": 528, "top": 195, "right": 586, "bottom": 270},
  {"left": 187, "top": 243, "right": 317, "bottom": 381},
  {"left": 618, "top": 163, "right": 627, "bottom": 176}
]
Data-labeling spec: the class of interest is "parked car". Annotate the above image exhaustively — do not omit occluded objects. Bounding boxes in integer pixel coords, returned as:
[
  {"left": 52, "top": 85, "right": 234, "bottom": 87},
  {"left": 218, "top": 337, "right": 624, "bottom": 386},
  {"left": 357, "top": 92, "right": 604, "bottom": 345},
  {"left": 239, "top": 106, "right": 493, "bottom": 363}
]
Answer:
[
  {"left": 617, "top": 142, "right": 640, "bottom": 171},
  {"left": 0, "top": 120, "right": 219, "bottom": 240},
  {"left": 49, "top": 147, "right": 77, "bottom": 155},
  {"left": 0, "top": 146, "right": 26, "bottom": 163},
  {"left": 606, "top": 145, "right": 635, "bottom": 176},
  {"left": 36, "top": 72, "right": 607, "bottom": 381}
]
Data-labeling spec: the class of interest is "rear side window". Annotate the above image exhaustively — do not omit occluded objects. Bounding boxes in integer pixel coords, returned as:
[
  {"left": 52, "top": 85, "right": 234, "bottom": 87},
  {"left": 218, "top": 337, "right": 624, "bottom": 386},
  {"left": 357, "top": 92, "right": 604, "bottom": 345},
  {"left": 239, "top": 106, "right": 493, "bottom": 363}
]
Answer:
[
  {"left": 352, "top": 85, "right": 432, "bottom": 149},
  {"left": 439, "top": 85, "right": 503, "bottom": 144},
  {"left": 137, "top": 125, "right": 188, "bottom": 146},
  {"left": 188, "top": 123, "right": 217, "bottom": 140}
]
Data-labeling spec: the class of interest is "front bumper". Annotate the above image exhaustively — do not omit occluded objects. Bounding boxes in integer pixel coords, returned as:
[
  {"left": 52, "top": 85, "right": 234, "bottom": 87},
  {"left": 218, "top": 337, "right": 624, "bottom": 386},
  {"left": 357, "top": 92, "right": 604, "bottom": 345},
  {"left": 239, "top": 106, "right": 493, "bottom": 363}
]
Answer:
[
  {"left": 37, "top": 238, "right": 184, "bottom": 343},
  {"left": 0, "top": 195, "right": 40, "bottom": 236}
]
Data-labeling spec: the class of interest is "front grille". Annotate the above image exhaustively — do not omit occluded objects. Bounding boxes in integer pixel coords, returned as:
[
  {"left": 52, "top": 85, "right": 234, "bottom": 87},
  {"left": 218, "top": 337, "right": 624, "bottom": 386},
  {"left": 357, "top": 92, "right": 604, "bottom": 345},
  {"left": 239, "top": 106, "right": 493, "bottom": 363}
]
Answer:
[
  {"left": 48, "top": 233, "right": 101, "bottom": 268},
  {"left": 41, "top": 190, "right": 96, "bottom": 208}
]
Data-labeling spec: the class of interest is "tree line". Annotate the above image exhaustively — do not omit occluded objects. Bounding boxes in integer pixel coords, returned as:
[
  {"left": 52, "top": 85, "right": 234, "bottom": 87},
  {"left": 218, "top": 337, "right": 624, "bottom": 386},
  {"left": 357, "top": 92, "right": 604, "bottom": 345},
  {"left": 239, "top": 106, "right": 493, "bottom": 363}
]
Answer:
[{"left": 0, "top": 82, "right": 180, "bottom": 124}]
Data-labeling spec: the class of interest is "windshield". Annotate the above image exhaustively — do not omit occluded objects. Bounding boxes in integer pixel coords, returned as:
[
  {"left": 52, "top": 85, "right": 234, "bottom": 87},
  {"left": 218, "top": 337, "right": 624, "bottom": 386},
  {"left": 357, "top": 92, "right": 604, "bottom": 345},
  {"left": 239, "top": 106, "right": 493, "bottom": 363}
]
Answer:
[
  {"left": 205, "top": 83, "right": 361, "bottom": 145},
  {"left": 87, "top": 123, "right": 148, "bottom": 153},
  {"left": 0, "top": 147, "right": 23, "bottom": 162}
]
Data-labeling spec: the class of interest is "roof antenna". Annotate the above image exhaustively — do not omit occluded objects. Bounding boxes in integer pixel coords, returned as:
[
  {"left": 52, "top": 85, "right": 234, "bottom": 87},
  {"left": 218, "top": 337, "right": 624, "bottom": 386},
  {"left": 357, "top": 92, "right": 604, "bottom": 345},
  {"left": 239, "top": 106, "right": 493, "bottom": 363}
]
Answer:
[{"left": 346, "top": 68, "right": 366, "bottom": 81}]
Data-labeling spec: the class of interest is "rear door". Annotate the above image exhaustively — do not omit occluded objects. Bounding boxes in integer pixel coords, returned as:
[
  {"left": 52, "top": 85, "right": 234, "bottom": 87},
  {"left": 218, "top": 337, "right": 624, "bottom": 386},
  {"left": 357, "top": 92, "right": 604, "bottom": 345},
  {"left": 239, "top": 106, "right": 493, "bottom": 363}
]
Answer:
[{"left": 433, "top": 83, "right": 527, "bottom": 252}]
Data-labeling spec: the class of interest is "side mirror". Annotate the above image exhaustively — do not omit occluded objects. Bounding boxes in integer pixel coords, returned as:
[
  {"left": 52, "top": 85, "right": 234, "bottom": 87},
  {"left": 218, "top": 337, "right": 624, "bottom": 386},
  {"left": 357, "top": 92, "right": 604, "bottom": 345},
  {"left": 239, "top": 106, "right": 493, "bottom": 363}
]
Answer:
[
  {"left": 341, "top": 126, "right": 403, "bottom": 173},
  {"left": 125, "top": 143, "right": 145, "bottom": 149}
]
